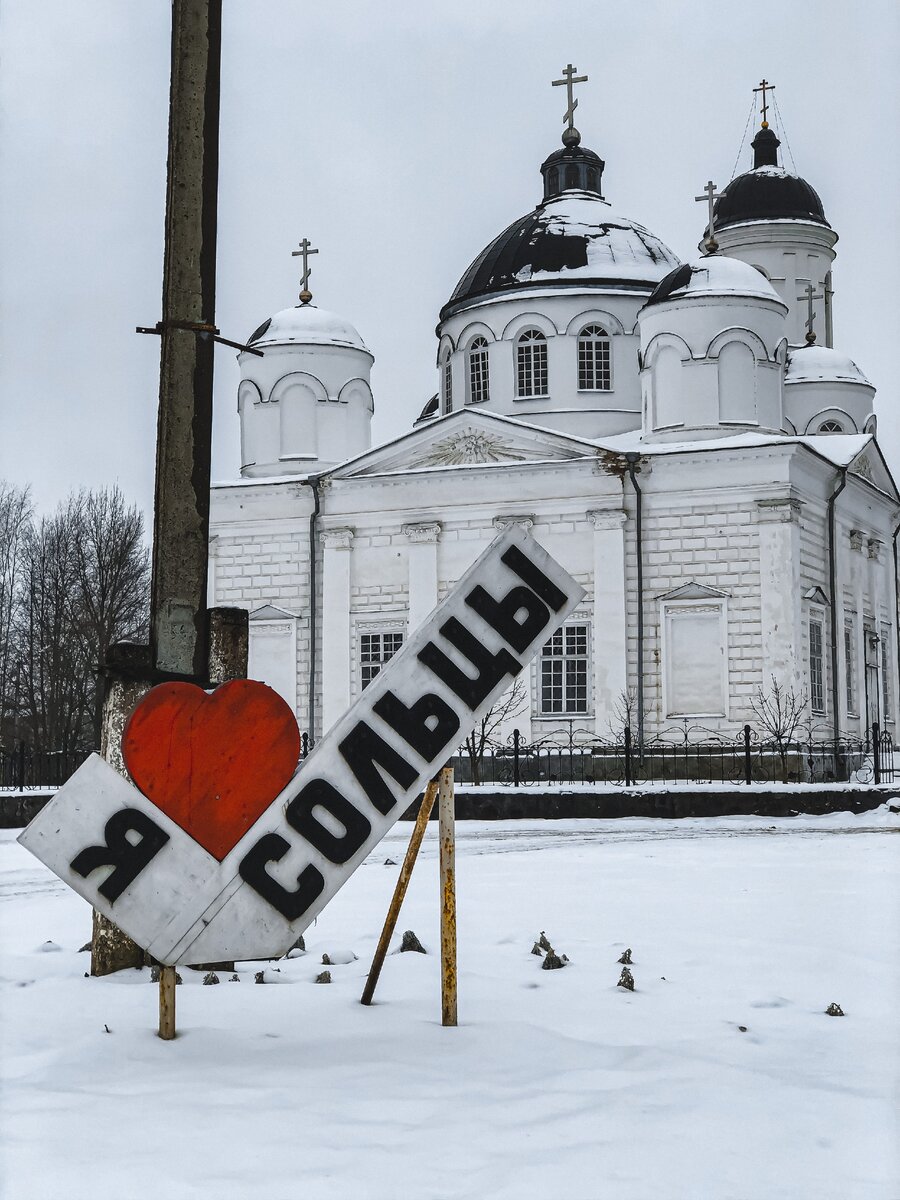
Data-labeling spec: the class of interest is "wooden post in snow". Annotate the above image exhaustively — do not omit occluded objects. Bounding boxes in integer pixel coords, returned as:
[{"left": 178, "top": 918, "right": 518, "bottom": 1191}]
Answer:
[
  {"left": 438, "top": 766, "right": 457, "bottom": 1027},
  {"left": 159, "top": 965, "right": 177, "bottom": 1040}
]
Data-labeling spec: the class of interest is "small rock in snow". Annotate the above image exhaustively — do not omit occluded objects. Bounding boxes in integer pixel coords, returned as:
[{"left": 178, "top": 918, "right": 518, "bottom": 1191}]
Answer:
[
  {"left": 289, "top": 934, "right": 305, "bottom": 953},
  {"left": 400, "top": 931, "right": 426, "bottom": 954},
  {"left": 530, "top": 942, "right": 544, "bottom": 956},
  {"left": 825, "top": 1002, "right": 845, "bottom": 1016},
  {"left": 738, "top": 1025, "right": 748, "bottom": 1032},
  {"left": 321, "top": 953, "right": 332, "bottom": 966},
  {"left": 618, "top": 967, "right": 635, "bottom": 991},
  {"left": 202, "top": 972, "right": 220, "bottom": 985},
  {"left": 384, "top": 857, "right": 397, "bottom": 866},
  {"left": 538, "top": 931, "right": 554, "bottom": 953},
  {"left": 542, "top": 951, "right": 566, "bottom": 971},
  {"left": 315, "top": 970, "right": 332, "bottom": 984},
  {"left": 254, "top": 971, "right": 266, "bottom": 984},
  {"left": 618, "top": 948, "right": 633, "bottom": 965},
  {"left": 38, "top": 940, "right": 61, "bottom": 953},
  {"left": 229, "top": 974, "right": 240, "bottom": 982},
  {"left": 321, "top": 948, "right": 357, "bottom": 964}
]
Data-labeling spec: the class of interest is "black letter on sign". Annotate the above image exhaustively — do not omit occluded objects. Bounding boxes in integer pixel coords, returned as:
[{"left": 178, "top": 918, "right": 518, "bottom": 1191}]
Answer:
[
  {"left": 239, "top": 833, "right": 325, "bottom": 921},
  {"left": 338, "top": 720, "right": 419, "bottom": 815},
  {"left": 418, "top": 617, "right": 521, "bottom": 710},
  {"left": 70, "top": 808, "right": 169, "bottom": 903},
  {"left": 373, "top": 691, "right": 461, "bottom": 763},
  {"left": 501, "top": 545, "right": 567, "bottom": 612},
  {"left": 466, "top": 583, "right": 550, "bottom": 653},
  {"left": 286, "top": 779, "right": 372, "bottom": 863}
]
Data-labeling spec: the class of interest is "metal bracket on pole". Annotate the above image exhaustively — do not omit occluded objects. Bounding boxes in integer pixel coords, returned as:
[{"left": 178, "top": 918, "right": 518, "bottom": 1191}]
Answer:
[{"left": 136, "top": 320, "right": 264, "bottom": 357}]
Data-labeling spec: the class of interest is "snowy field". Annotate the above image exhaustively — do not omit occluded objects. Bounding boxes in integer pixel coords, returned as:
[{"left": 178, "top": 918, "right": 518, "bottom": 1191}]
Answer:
[{"left": 1, "top": 811, "right": 898, "bottom": 1200}]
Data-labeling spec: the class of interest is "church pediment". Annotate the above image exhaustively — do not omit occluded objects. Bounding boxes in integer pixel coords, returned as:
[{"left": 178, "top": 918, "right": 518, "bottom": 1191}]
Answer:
[
  {"left": 331, "top": 410, "right": 595, "bottom": 478},
  {"left": 847, "top": 443, "right": 897, "bottom": 497},
  {"left": 657, "top": 581, "right": 729, "bottom": 602}
]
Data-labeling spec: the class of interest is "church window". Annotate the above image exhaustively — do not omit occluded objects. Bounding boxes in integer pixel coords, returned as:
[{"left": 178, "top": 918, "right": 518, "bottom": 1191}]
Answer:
[
  {"left": 809, "top": 614, "right": 825, "bottom": 714},
  {"left": 359, "top": 631, "right": 404, "bottom": 690},
  {"left": 718, "top": 341, "right": 757, "bottom": 424},
  {"left": 565, "top": 164, "right": 579, "bottom": 189},
  {"left": 516, "top": 330, "right": 548, "bottom": 398},
  {"left": 881, "top": 629, "right": 892, "bottom": 721},
  {"left": 844, "top": 618, "right": 857, "bottom": 714},
  {"left": 586, "top": 168, "right": 597, "bottom": 191},
  {"left": 577, "top": 325, "right": 612, "bottom": 391},
  {"left": 548, "top": 167, "right": 559, "bottom": 196},
  {"left": 467, "top": 337, "right": 490, "bottom": 405},
  {"left": 663, "top": 601, "right": 727, "bottom": 717},
  {"left": 818, "top": 419, "right": 843, "bottom": 433},
  {"left": 540, "top": 623, "right": 589, "bottom": 714},
  {"left": 441, "top": 350, "right": 452, "bottom": 414}
]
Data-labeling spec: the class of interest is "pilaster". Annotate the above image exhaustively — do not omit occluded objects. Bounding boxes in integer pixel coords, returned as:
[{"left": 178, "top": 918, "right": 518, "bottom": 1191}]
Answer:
[
  {"left": 588, "top": 508, "right": 628, "bottom": 735},
  {"left": 403, "top": 522, "right": 441, "bottom": 631},
  {"left": 321, "top": 527, "right": 353, "bottom": 733}
]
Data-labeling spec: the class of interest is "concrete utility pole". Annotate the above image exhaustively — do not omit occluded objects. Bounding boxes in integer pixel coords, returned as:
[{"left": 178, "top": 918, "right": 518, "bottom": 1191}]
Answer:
[
  {"left": 93, "top": 0, "right": 251, "bottom": 979},
  {"left": 150, "top": 0, "right": 222, "bottom": 680}
]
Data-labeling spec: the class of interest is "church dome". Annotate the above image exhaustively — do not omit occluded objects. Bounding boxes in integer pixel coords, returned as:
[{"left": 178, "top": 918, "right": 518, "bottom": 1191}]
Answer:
[
  {"left": 247, "top": 303, "right": 370, "bottom": 352},
  {"left": 441, "top": 193, "right": 680, "bottom": 320},
  {"left": 644, "top": 254, "right": 784, "bottom": 309},
  {"left": 713, "top": 127, "right": 829, "bottom": 231},
  {"left": 785, "top": 345, "right": 871, "bottom": 387}
]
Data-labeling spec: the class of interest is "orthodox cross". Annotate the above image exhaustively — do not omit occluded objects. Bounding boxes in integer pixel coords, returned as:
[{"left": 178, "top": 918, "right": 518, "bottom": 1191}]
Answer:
[
  {"left": 695, "top": 180, "right": 723, "bottom": 252},
  {"left": 753, "top": 78, "right": 775, "bottom": 127},
  {"left": 292, "top": 237, "right": 319, "bottom": 301},
  {"left": 798, "top": 282, "right": 823, "bottom": 343},
  {"left": 552, "top": 63, "right": 588, "bottom": 131}
]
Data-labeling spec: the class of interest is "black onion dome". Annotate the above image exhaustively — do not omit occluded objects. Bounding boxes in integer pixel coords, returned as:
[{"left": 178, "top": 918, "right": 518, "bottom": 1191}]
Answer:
[{"left": 713, "top": 126, "right": 829, "bottom": 231}]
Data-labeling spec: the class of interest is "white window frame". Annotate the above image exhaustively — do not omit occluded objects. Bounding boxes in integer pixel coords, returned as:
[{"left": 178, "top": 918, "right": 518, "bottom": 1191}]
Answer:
[
  {"left": 538, "top": 621, "right": 590, "bottom": 716},
  {"left": 577, "top": 325, "right": 612, "bottom": 392},
  {"left": 661, "top": 599, "right": 729, "bottom": 719},
  {"left": 441, "top": 351, "right": 453, "bottom": 414},
  {"left": 516, "top": 329, "right": 548, "bottom": 398},
  {"left": 357, "top": 626, "right": 405, "bottom": 693},
  {"left": 467, "top": 337, "right": 490, "bottom": 405},
  {"left": 809, "top": 608, "right": 826, "bottom": 715},
  {"left": 844, "top": 615, "right": 857, "bottom": 716}
]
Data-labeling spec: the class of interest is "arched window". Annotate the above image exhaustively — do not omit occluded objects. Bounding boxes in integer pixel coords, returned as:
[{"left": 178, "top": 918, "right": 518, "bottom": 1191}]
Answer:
[
  {"left": 565, "top": 164, "right": 579, "bottom": 189},
  {"left": 467, "top": 337, "right": 490, "bottom": 405},
  {"left": 516, "top": 329, "right": 548, "bottom": 398},
  {"left": 577, "top": 325, "right": 612, "bottom": 391},
  {"left": 818, "top": 419, "right": 844, "bottom": 433},
  {"left": 547, "top": 167, "right": 559, "bottom": 196},
  {"left": 586, "top": 168, "right": 597, "bottom": 191},
  {"left": 441, "top": 349, "right": 452, "bottom": 414}
]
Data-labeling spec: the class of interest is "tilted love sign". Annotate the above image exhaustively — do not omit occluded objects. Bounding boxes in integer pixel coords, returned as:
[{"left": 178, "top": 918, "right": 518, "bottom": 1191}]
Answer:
[{"left": 19, "top": 526, "right": 584, "bottom": 964}]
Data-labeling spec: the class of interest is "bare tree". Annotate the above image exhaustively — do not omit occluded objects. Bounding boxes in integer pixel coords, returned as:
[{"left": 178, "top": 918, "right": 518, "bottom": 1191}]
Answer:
[
  {"left": 750, "top": 676, "right": 808, "bottom": 783},
  {"left": 0, "top": 483, "right": 32, "bottom": 746},
  {"left": 463, "top": 679, "right": 527, "bottom": 785},
  {"left": 605, "top": 687, "right": 643, "bottom": 741}
]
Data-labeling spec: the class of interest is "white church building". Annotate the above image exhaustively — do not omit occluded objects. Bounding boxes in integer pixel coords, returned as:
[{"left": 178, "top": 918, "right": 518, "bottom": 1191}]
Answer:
[{"left": 209, "top": 77, "right": 899, "bottom": 748}]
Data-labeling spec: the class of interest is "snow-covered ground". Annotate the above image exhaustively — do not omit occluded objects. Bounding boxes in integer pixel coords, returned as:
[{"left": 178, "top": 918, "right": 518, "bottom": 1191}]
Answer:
[{"left": 1, "top": 811, "right": 898, "bottom": 1200}]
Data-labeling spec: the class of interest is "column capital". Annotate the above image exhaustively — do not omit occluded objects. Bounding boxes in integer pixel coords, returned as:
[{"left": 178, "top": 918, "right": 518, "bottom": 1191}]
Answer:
[
  {"left": 402, "top": 521, "right": 442, "bottom": 545},
  {"left": 867, "top": 538, "right": 883, "bottom": 562},
  {"left": 493, "top": 514, "right": 534, "bottom": 532},
  {"left": 321, "top": 526, "right": 354, "bottom": 551},
  {"left": 588, "top": 508, "right": 627, "bottom": 531},
  {"left": 756, "top": 497, "right": 803, "bottom": 524},
  {"left": 849, "top": 529, "right": 866, "bottom": 553}
]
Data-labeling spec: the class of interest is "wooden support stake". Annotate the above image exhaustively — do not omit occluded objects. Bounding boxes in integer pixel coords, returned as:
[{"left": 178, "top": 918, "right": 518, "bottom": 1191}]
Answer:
[
  {"left": 438, "top": 766, "right": 457, "bottom": 1027},
  {"left": 158, "top": 965, "right": 177, "bottom": 1040},
  {"left": 361, "top": 780, "right": 438, "bottom": 1006}
]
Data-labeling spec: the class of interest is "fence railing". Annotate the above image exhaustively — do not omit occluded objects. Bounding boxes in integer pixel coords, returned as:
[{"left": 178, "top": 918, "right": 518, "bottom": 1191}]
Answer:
[
  {"left": 0, "top": 745, "right": 95, "bottom": 791},
  {"left": 450, "top": 723, "right": 895, "bottom": 788}
]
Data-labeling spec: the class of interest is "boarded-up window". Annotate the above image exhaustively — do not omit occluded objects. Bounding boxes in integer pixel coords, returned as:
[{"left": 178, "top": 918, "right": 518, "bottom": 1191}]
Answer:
[
  {"left": 717, "top": 341, "right": 757, "bottom": 424},
  {"left": 664, "top": 603, "right": 726, "bottom": 716},
  {"left": 653, "top": 346, "right": 683, "bottom": 429}
]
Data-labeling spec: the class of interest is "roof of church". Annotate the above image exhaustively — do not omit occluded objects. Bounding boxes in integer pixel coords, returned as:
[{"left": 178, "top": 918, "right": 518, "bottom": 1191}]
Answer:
[
  {"left": 246, "top": 303, "right": 370, "bottom": 353},
  {"left": 644, "top": 254, "right": 784, "bottom": 309},
  {"left": 785, "top": 345, "right": 872, "bottom": 387},
  {"left": 441, "top": 192, "right": 681, "bottom": 320},
  {"left": 713, "top": 126, "right": 829, "bottom": 231}
]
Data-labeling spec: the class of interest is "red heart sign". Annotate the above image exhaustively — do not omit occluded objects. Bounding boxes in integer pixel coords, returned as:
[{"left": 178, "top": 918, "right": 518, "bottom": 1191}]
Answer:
[{"left": 121, "top": 680, "right": 301, "bottom": 861}]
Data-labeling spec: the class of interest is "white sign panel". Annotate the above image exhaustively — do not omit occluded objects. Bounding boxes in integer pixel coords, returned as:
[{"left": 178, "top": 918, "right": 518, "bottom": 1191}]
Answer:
[{"left": 20, "top": 526, "right": 584, "bottom": 964}]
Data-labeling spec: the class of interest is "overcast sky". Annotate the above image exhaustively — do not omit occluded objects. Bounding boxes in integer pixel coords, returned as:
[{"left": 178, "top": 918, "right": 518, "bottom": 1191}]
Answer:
[{"left": 2, "top": 0, "right": 898, "bottom": 521}]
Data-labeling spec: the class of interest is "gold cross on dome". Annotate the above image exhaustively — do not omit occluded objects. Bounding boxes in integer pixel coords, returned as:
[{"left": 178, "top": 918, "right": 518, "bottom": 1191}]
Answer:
[
  {"left": 552, "top": 63, "right": 588, "bottom": 131},
  {"left": 292, "top": 237, "right": 319, "bottom": 300},
  {"left": 798, "top": 281, "right": 823, "bottom": 343},
  {"left": 753, "top": 78, "right": 775, "bottom": 128}
]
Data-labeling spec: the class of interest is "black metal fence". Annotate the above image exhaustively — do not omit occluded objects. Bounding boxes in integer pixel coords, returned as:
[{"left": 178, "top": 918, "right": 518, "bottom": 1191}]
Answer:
[
  {"left": 451, "top": 723, "right": 895, "bottom": 788},
  {"left": 0, "top": 745, "right": 94, "bottom": 791}
]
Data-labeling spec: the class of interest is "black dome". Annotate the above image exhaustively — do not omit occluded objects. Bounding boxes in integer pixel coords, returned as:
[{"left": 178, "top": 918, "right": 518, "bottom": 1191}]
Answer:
[{"left": 713, "top": 126, "right": 828, "bottom": 230}]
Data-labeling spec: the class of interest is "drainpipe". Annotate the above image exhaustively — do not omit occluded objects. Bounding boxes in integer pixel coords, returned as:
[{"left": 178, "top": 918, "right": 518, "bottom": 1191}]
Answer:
[
  {"left": 625, "top": 453, "right": 644, "bottom": 748},
  {"left": 827, "top": 466, "right": 848, "bottom": 737},
  {"left": 307, "top": 475, "right": 322, "bottom": 746}
]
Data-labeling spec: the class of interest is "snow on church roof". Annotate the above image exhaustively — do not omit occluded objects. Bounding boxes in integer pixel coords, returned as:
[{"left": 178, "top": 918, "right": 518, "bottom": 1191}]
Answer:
[
  {"left": 246, "top": 304, "right": 370, "bottom": 353},
  {"left": 644, "top": 255, "right": 785, "bottom": 309},
  {"left": 785, "top": 345, "right": 872, "bottom": 388},
  {"left": 442, "top": 192, "right": 680, "bottom": 319}
]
